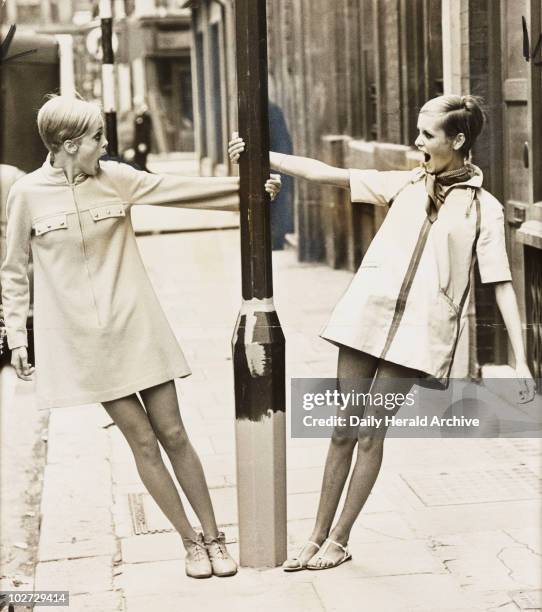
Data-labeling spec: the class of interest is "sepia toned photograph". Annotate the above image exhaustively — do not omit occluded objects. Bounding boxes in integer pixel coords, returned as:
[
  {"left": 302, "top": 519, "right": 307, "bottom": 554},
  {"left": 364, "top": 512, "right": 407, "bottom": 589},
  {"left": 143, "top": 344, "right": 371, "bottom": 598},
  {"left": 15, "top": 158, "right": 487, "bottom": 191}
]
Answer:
[{"left": 1, "top": 1, "right": 541, "bottom": 611}]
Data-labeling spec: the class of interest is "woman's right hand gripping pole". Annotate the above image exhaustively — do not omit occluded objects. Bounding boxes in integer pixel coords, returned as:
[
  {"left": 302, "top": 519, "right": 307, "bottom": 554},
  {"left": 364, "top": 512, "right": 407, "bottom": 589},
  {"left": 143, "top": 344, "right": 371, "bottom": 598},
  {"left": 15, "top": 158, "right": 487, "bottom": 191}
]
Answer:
[
  {"left": 228, "top": 132, "right": 350, "bottom": 188},
  {"left": 11, "top": 346, "right": 35, "bottom": 381},
  {"left": 228, "top": 132, "right": 245, "bottom": 164}
]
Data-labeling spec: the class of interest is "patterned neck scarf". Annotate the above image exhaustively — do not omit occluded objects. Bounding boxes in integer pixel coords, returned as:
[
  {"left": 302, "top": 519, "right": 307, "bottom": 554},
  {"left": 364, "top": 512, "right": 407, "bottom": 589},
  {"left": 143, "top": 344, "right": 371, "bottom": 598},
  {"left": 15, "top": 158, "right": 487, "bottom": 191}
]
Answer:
[{"left": 425, "top": 165, "right": 474, "bottom": 222}]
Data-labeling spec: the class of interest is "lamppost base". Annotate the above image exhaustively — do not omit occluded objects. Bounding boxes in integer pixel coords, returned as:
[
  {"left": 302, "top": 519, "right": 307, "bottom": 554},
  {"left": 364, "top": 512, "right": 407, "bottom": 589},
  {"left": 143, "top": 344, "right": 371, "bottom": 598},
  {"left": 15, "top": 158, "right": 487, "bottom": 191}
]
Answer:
[{"left": 232, "top": 301, "right": 287, "bottom": 567}]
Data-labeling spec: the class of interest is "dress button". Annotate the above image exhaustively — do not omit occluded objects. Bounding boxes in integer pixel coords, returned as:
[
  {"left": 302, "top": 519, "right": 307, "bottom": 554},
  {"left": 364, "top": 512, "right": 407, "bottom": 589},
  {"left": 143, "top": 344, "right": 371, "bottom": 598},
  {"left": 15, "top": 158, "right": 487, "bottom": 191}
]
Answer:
[
  {"left": 60, "top": 222, "right": 65, "bottom": 226},
  {"left": 106, "top": 209, "right": 111, "bottom": 214},
  {"left": 47, "top": 224, "right": 51, "bottom": 229}
]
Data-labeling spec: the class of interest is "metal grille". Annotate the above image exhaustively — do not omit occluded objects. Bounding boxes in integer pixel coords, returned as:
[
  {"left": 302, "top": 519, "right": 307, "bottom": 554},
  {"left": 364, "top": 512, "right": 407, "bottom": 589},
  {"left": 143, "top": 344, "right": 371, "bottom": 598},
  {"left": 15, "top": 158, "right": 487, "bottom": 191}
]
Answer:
[
  {"left": 525, "top": 245, "right": 542, "bottom": 380},
  {"left": 400, "top": 465, "right": 541, "bottom": 506},
  {"left": 128, "top": 492, "right": 174, "bottom": 535}
]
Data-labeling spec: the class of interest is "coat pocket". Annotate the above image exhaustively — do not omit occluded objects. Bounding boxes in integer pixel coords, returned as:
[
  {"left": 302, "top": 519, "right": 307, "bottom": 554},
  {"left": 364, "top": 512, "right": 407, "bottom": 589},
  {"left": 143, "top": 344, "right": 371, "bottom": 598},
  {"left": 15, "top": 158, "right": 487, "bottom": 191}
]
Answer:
[
  {"left": 428, "top": 290, "right": 460, "bottom": 376},
  {"left": 439, "top": 288, "right": 460, "bottom": 318},
  {"left": 33, "top": 214, "right": 68, "bottom": 236},
  {"left": 89, "top": 204, "right": 126, "bottom": 221}
]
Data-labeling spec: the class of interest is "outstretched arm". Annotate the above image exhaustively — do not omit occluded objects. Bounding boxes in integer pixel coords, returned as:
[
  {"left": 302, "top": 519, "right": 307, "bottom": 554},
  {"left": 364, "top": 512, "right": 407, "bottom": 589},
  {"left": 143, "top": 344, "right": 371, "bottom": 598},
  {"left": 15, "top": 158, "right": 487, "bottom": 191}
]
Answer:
[
  {"left": 112, "top": 161, "right": 280, "bottom": 210},
  {"left": 494, "top": 280, "right": 536, "bottom": 402},
  {"left": 228, "top": 135, "right": 349, "bottom": 188},
  {"left": 269, "top": 152, "right": 349, "bottom": 188}
]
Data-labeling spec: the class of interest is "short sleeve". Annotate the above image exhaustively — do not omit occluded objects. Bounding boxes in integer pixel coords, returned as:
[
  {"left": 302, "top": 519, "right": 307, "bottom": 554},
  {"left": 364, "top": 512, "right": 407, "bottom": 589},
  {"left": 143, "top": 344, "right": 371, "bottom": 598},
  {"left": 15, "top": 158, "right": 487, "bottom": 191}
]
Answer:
[
  {"left": 107, "top": 162, "right": 240, "bottom": 211},
  {"left": 349, "top": 169, "right": 413, "bottom": 206},
  {"left": 476, "top": 196, "right": 512, "bottom": 284}
]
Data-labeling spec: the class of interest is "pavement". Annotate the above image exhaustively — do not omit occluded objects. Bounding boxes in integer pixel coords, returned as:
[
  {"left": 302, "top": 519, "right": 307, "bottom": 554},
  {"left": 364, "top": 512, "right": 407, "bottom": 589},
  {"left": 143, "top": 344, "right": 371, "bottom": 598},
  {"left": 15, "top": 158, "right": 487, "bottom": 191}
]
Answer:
[{"left": 2, "top": 170, "right": 541, "bottom": 611}]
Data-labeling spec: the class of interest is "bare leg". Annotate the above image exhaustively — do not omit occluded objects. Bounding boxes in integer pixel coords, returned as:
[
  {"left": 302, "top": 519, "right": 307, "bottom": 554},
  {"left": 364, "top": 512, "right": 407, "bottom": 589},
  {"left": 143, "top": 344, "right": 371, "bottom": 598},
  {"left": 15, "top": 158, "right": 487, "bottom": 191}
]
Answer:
[
  {"left": 310, "top": 359, "right": 418, "bottom": 567},
  {"left": 309, "top": 348, "right": 378, "bottom": 542},
  {"left": 102, "top": 394, "right": 197, "bottom": 542},
  {"left": 285, "top": 348, "right": 378, "bottom": 568},
  {"left": 140, "top": 381, "right": 219, "bottom": 540}
]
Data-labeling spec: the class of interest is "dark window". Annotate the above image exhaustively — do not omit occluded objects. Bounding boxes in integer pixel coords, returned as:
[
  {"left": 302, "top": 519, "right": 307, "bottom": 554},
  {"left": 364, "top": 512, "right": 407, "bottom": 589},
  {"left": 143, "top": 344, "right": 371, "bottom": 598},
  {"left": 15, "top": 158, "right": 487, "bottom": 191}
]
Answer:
[
  {"left": 210, "top": 22, "right": 223, "bottom": 163},
  {"left": 195, "top": 31, "right": 207, "bottom": 157}
]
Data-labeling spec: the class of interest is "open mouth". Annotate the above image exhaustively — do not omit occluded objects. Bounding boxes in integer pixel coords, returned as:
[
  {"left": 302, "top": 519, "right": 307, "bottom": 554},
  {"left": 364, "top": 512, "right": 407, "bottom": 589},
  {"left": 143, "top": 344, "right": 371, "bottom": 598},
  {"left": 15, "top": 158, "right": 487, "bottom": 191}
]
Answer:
[{"left": 423, "top": 153, "right": 431, "bottom": 163}]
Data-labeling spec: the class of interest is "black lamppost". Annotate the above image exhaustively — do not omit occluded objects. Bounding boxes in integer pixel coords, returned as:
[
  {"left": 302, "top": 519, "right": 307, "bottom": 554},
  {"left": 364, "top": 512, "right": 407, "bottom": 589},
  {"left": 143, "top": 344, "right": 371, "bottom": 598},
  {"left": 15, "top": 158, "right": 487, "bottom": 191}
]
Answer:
[
  {"left": 99, "top": 0, "right": 118, "bottom": 157},
  {"left": 232, "top": 0, "right": 287, "bottom": 567}
]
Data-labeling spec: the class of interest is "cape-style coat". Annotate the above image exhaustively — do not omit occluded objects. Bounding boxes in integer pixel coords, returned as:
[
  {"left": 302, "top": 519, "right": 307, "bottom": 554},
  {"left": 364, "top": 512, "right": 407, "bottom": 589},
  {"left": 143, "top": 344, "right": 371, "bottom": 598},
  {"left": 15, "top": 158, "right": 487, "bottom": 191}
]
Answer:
[
  {"left": 1, "top": 157, "right": 239, "bottom": 408},
  {"left": 320, "top": 165, "right": 512, "bottom": 383}
]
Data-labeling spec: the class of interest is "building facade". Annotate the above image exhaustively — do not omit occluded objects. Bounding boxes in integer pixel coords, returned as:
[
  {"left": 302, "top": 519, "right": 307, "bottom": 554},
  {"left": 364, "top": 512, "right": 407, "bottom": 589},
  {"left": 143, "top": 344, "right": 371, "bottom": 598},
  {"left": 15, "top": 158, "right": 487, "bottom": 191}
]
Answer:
[{"left": 1, "top": 0, "right": 195, "bottom": 155}]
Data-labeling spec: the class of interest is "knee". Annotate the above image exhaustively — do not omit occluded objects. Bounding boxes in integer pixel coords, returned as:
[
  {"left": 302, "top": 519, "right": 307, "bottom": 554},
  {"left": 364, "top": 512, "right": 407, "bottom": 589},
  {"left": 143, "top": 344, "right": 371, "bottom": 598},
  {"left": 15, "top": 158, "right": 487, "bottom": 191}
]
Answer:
[
  {"left": 132, "top": 430, "right": 162, "bottom": 464},
  {"left": 330, "top": 428, "right": 357, "bottom": 453},
  {"left": 357, "top": 428, "right": 384, "bottom": 453},
  {"left": 159, "top": 425, "right": 190, "bottom": 454}
]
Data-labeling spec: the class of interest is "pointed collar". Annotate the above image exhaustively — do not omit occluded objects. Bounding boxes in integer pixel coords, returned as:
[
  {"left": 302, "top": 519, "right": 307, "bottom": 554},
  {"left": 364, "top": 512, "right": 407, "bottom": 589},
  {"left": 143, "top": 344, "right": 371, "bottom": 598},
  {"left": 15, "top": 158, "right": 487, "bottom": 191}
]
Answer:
[{"left": 40, "top": 153, "right": 91, "bottom": 186}]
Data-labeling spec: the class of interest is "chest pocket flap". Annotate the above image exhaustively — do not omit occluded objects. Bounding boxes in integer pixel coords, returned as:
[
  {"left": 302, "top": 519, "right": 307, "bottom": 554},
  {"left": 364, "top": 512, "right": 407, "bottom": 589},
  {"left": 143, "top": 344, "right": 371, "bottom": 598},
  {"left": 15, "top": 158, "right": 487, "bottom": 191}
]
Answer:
[
  {"left": 89, "top": 204, "right": 126, "bottom": 221},
  {"left": 34, "top": 214, "right": 68, "bottom": 236}
]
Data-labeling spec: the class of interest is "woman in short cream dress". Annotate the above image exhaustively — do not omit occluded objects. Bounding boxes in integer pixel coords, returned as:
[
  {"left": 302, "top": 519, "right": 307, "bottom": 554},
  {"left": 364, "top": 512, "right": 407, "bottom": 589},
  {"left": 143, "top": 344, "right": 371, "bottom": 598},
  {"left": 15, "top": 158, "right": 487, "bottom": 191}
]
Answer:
[{"left": 229, "top": 95, "right": 535, "bottom": 571}]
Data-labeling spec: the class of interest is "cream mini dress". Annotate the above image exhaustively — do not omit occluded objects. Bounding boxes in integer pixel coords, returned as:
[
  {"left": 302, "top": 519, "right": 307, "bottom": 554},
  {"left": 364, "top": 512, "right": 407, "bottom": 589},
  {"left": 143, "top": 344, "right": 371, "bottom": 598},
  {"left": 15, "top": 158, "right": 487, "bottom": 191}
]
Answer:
[
  {"left": 320, "top": 165, "right": 512, "bottom": 383},
  {"left": 1, "top": 157, "right": 239, "bottom": 408}
]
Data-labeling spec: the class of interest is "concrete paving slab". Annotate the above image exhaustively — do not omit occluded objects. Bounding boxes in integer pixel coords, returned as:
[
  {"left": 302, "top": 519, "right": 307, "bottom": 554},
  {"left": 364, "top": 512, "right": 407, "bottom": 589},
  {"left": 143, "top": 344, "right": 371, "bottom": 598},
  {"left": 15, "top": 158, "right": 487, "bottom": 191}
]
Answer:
[
  {"left": 342, "top": 539, "right": 446, "bottom": 577},
  {"left": 46, "top": 430, "right": 109, "bottom": 464},
  {"left": 461, "top": 589, "right": 519, "bottom": 611},
  {"left": 287, "top": 362, "right": 317, "bottom": 377},
  {"left": 284, "top": 511, "right": 416, "bottom": 554},
  {"left": 40, "top": 460, "right": 112, "bottom": 509},
  {"left": 117, "top": 559, "right": 266, "bottom": 596},
  {"left": 110, "top": 460, "right": 140, "bottom": 486},
  {"left": 38, "top": 507, "right": 114, "bottom": 562},
  {"left": 510, "top": 589, "right": 542, "bottom": 610},
  {"left": 286, "top": 445, "right": 340, "bottom": 470},
  {"left": 112, "top": 496, "right": 136, "bottom": 539},
  {"left": 38, "top": 457, "right": 114, "bottom": 562},
  {"left": 120, "top": 532, "right": 182, "bottom": 564},
  {"left": 193, "top": 451, "right": 236, "bottom": 480},
  {"left": 47, "top": 404, "right": 110, "bottom": 430},
  {"left": 351, "top": 512, "right": 417, "bottom": 543},
  {"left": 402, "top": 500, "right": 542, "bottom": 538},
  {"left": 123, "top": 581, "right": 323, "bottom": 612},
  {"left": 33, "top": 590, "right": 123, "bottom": 612},
  {"left": 34, "top": 556, "right": 113, "bottom": 595},
  {"left": 287, "top": 492, "right": 321, "bottom": 521},
  {"left": 313, "top": 573, "right": 481, "bottom": 612},
  {"left": 504, "top": 527, "right": 542, "bottom": 555},
  {"left": 444, "top": 553, "right": 533, "bottom": 591},
  {"left": 38, "top": 533, "right": 116, "bottom": 563},
  {"left": 429, "top": 530, "right": 541, "bottom": 590},
  {"left": 497, "top": 545, "right": 542, "bottom": 588},
  {"left": 286, "top": 466, "right": 326, "bottom": 494},
  {"left": 375, "top": 472, "right": 428, "bottom": 511},
  {"left": 307, "top": 360, "right": 338, "bottom": 377}
]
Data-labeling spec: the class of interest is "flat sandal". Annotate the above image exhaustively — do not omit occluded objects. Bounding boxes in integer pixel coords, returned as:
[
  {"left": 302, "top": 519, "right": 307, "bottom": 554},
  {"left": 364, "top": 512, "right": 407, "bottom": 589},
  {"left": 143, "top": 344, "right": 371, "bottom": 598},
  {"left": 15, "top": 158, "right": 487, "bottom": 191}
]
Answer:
[
  {"left": 306, "top": 538, "right": 352, "bottom": 570},
  {"left": 282, "top": 540, "right": 321, "bottom": 572}
]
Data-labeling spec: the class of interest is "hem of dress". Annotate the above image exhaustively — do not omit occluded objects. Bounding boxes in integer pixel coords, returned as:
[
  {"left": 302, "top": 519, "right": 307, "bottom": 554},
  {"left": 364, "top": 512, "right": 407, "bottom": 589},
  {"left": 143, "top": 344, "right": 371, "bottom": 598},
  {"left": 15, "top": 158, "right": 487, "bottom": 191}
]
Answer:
[
  {"left": 319, "top": 332, "right": 445, "bottom": 382},
  {"left": 38, "top": 367, "right": 192, "bottom": 409}
]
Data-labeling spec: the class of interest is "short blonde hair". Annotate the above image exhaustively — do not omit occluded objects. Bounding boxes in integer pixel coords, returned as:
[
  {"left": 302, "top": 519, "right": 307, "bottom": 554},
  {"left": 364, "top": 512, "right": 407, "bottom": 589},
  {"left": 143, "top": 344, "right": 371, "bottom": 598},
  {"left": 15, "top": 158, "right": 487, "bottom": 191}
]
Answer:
[
  {"left": 37, "top": 95, "right": 103, "bottom": 153},
  {"left": 420, "top": 94, "right": 485, "bottom": 158}
]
